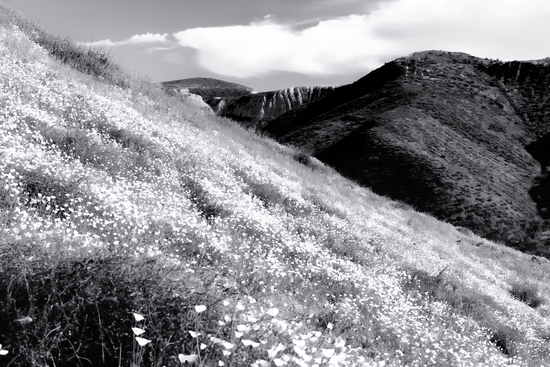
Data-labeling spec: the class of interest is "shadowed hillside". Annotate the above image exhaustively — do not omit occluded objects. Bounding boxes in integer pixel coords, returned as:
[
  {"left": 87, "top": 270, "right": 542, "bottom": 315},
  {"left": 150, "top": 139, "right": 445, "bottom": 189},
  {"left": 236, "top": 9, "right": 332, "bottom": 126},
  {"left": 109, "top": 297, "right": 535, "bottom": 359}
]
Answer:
[
  {"left": 264, "top": 51, "right": 550, "bottom": 256},
  {"left": 4, "top": 4, "right": 550, "bottom": 367}
]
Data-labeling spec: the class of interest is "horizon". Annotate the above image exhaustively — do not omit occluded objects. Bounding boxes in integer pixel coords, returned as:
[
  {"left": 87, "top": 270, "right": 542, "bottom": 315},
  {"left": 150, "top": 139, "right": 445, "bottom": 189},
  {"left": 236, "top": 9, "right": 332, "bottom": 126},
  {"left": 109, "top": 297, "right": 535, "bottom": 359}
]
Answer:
[{"left": 3, "top": 0, "right": 550, "bottom": 92}]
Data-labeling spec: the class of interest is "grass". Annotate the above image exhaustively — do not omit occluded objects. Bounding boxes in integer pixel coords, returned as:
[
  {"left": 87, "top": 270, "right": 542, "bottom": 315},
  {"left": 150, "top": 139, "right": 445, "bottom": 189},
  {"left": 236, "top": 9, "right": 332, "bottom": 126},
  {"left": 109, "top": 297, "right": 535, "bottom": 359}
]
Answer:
[{"left": 1, "top": 3, "right": 550, "bottom": 366}]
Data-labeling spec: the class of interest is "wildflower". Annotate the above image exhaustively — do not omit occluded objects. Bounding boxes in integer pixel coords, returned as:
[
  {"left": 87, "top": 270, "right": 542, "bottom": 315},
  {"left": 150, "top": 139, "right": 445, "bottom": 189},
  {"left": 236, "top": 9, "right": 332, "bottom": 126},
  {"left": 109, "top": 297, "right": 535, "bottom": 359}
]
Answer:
[
  {"left": 132, "top": 312, "right": 145, "bottom": 322},
  {"left": 15, "top": 316, "right": 33, "bottom": 324},
  {"left": 135, "top": 337, "right": 152, "bottom": 346},
  {"left": 178, "top": 354, "right": 198, "bottom": 363},
  {"left": 242, "top": 339, "right": 260, "bottom": 348},
  {"left": 236, "top": 324, "right": 250, "bottom": 332},
  {"left": 0, "top": 344, "right": 8, "bottom": 356},
  {"left": 252, "top": 360, "right": 270, "bottom": 367},
  {"left": 322, "top": 349, "right": 335, "bottom": 358},
  {"left": 188, "top": 330, "right": 200, "bottom": 338},
  {"left": 266, "top": 307, "right": 279, "bottom": 317},
  {"left": 195, "top": 305, "right": 207, "bottom": 313},
  {"left": 219, "top": 361, "right": 225, "bottom": 366},
  {"left": 132, "top": 327, "right": 146, "bottom": 336}
]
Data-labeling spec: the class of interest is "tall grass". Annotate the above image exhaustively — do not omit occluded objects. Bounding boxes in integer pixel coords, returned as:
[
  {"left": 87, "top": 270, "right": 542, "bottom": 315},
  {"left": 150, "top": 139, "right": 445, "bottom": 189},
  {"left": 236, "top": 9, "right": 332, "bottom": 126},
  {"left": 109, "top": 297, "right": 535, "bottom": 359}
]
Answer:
[{"left": 1, "top": 3, "right": 550, "bottom": 366}]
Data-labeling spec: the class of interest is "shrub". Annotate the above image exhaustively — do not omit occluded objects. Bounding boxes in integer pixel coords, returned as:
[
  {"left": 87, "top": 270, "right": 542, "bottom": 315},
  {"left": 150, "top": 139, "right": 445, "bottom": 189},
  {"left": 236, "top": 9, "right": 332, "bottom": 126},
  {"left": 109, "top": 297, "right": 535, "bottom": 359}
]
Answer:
[{"left": 509, "top": 281, "right": 544, "bottom": 308}]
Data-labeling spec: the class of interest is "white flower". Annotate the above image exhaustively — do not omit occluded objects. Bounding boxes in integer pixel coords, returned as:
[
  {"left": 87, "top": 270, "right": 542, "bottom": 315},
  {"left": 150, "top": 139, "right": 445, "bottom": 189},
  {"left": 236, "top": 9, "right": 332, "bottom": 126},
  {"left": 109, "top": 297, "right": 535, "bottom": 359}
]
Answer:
[
  {"left": 266, "top": 307, "right": 279, "bottom": 317},
  {"left": 0, "top": 344, "right": 8, "bottom": 356},
  {"left": 242, "top": 339, "right": 260, "bottom": 348},
  {"left": 322, "top": 348, "right": 335, "bottom": 358},
  {"left": 131, "top": 327, "right": 146, "bottom": 336},
  {"left": 236, "top": 324, "right": 250, "bottom": 332},
  {"left": 194, "top": 305, "right": 207, "bottom": 313},
  {"left": 135, "top": 337, "right": 151, "bottom": 346},
  {"left": 178, "top": 354, "right": 198, "bottom": 363},
  {"left": 15, "top": 316, "right": 33, "bottom": 324},
  {"left": 188, "top": 330, "right": 200, "bottom": 338},
  {"left": 132, "top": 312, "right": 145, "bottom": 322},
  {"left": 252, "top": 360, "right": 270, "bottom": 367}
]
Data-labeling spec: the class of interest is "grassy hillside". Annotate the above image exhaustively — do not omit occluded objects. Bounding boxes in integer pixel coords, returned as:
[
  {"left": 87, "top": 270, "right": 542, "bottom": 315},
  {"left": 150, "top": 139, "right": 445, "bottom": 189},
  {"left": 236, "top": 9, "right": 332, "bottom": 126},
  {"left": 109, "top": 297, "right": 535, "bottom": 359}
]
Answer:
[{"left": 2, "top": 5, "right": 550, "bottom": 367}]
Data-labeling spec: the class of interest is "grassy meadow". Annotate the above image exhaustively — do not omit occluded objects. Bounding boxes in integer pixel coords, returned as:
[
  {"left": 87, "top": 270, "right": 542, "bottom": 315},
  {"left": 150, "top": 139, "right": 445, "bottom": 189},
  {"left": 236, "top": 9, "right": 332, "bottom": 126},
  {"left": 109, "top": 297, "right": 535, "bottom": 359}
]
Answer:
[{"left": 1, "top": 4, "right": 550, "bottom": 366}]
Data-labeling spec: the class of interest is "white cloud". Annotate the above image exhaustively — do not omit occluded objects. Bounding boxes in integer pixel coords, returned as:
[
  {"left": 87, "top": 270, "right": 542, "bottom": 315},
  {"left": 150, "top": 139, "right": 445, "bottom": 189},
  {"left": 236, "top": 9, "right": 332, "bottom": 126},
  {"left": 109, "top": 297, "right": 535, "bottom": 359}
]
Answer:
[
  {"left": 172, "top": 0, "right": 550, "bottom": 78},
  {"left": 79, "top": 33, "right": 169, "bottom": 47}
]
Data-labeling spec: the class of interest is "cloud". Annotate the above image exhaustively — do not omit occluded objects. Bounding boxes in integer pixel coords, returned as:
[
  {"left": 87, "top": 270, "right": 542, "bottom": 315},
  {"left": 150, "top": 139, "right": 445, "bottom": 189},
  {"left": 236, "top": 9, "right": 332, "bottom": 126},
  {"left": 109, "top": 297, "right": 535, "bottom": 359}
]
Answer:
[
  {"left": 80, "top": 33, "right": 170, "bottom": 47},
  {"left": 172, "top": 0, "right": 550, "bottom": 78},
  {"left": 173, "top": 16, "right": 384, "bottom": 78}
]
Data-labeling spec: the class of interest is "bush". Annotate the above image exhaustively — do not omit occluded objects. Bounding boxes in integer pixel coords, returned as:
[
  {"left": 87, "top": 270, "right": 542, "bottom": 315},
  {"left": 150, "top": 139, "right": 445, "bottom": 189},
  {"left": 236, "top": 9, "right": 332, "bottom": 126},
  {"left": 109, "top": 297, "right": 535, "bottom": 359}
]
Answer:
[{"left": 509, "top": 281, "right": 544, "bottom": 308}]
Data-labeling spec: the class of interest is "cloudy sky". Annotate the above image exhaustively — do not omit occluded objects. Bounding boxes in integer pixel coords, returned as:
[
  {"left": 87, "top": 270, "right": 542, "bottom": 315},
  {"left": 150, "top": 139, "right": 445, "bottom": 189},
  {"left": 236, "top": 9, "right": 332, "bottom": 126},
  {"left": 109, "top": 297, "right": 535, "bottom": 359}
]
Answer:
[{"left": 4, "top": 0, "right": 550, "bottom": 91}]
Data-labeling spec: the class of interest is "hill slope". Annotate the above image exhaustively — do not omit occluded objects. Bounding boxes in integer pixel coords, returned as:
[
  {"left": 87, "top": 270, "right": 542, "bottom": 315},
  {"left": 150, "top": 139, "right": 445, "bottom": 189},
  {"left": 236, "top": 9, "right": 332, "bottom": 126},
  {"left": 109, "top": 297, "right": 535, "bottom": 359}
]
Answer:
[
  {"left": 161, "top": 77, "right": 254, "bottom": 100},
  {"left": 265, "top": 51, "right": 550, "bottom": 256},
  {"left": 3, "top": 7, "right": 550, "bottom": 367}
]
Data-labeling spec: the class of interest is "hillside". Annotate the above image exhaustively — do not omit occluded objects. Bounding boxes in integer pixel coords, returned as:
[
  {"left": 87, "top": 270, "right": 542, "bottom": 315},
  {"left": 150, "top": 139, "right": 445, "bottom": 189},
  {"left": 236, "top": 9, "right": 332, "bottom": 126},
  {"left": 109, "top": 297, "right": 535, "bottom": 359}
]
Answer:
[
  {"left": 161, "top": 77, "right": 254, "bottom": 100},
  {"left": 264, "top": 51, "right": 550, "bottom": 256},
  {"left": 3, "top": 5, "right": 550, "bottom": 367}
]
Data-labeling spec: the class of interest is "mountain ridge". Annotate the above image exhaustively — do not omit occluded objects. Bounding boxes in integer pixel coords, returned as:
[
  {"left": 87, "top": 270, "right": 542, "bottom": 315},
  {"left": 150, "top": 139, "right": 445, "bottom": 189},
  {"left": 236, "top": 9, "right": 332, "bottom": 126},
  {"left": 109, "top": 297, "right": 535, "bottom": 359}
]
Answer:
[{"left": 261, "top": 50, "right": 550, "bottom": 255}]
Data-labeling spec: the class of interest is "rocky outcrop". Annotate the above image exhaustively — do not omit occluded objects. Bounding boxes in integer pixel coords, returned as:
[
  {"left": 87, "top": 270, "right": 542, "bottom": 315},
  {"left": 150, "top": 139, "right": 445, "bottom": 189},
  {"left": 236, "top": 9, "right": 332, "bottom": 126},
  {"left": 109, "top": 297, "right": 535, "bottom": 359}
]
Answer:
[{"left": 207, "top": 86, "right": 334, "bottom": 129}]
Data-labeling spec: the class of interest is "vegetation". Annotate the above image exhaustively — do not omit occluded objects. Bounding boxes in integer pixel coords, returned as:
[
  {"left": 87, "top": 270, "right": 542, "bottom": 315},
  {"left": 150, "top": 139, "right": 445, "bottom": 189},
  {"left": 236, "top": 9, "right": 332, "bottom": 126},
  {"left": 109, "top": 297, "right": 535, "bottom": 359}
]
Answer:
[
  {"left": 161, "top": 77, "right": 254, "bottom": 100},
  {"left": 1, "top": 4, "right": 550, "bottom": 366}
]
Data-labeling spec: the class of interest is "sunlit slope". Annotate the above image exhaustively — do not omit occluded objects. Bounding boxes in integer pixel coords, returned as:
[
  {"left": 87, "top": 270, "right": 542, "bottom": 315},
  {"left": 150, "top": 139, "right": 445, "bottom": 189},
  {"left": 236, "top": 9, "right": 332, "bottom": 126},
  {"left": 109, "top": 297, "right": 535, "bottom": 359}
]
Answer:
[{"left": 1, "top": 8, "right": 550, "bottom": 367}]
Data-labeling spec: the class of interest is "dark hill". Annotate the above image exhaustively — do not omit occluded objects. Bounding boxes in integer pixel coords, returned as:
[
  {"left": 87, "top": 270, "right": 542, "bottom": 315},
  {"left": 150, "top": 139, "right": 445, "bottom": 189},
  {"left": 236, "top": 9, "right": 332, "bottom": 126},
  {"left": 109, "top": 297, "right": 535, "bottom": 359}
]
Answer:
[
  {"left": 263, "top": 51, "right": 550, "bottom": 256},
  {"left": 161, "top": 77, "right": 254, "bottom": 100}
]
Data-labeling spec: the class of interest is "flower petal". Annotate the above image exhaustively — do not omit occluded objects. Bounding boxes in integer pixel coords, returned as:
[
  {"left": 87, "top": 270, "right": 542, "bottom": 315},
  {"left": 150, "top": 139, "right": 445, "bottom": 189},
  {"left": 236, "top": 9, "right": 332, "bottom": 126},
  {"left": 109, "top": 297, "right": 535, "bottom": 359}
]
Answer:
[
  {"left": 194, "top": 305, "right": 207, "bottom": 313},
  {"left": 132, "top": 313, "right": 145, "bottom": 322},
  {"left": 188, "top": 330, "right": 200, "bottom": 338},
  {"left": 135, "top": 337, "right": 151, "bottom": 346},
  {"left": 131, "top": 327, "right": 146, "bottom": 336},
  {"left": 178, "top": 354, "right": 198, "bottom": 363}
]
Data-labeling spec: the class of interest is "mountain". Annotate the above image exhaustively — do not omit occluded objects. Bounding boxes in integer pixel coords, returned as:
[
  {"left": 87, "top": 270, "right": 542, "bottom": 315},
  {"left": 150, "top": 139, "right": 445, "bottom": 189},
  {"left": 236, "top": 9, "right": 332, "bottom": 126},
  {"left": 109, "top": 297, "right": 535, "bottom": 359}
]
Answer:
[
  {"left": 161, "top": 77, "right": 254, "bottom": 100},
  {"left": 162, "top": 77, "right": 335, "bottom": 129},
  {"left": 207, "top": 86, "right": 335, "bottom": 128},
  {"left": 263, "top": 51, "right": 550, "bottom": 256}
]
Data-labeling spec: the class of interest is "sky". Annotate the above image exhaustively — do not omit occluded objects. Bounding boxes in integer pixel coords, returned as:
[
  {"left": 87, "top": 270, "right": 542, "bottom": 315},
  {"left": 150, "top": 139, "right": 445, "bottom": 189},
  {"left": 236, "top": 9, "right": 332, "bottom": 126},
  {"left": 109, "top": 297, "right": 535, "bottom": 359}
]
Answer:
[{"left": 3, "top": 0, "right": 550, "bottom": 92}]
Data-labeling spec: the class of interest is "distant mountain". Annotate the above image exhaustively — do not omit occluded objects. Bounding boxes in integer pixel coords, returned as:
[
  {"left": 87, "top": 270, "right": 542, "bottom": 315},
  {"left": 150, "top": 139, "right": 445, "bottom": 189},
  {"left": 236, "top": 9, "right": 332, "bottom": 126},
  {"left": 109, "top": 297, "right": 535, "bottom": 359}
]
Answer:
[
  {"left": 162, "top": 77, "right": 335, "bottom": 129},
  {"left": 208, "top": 86, "right": 334, "bottom": 129},
  {"left": 262, "top": 51, "right": 550, "bottom": 256},
  {"left": 161, "top": 77, "right": 254, "bottom": 100}
]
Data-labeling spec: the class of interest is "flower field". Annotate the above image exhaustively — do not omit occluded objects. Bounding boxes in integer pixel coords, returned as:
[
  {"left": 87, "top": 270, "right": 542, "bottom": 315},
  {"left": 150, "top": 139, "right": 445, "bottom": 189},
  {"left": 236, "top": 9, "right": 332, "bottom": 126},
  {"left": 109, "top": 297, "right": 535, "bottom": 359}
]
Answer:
[{"left": 1, "top": 4, "right": 550, "bottom": 366}]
